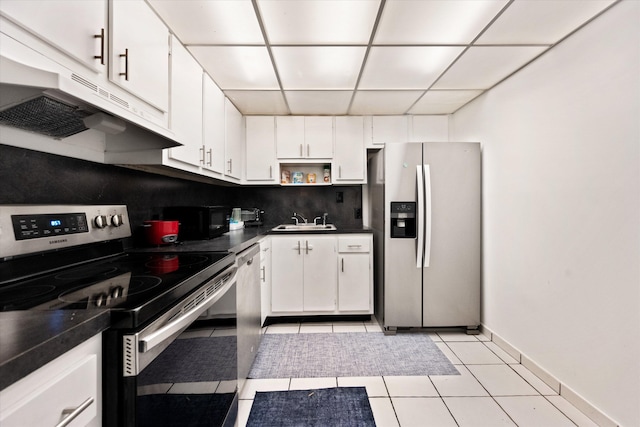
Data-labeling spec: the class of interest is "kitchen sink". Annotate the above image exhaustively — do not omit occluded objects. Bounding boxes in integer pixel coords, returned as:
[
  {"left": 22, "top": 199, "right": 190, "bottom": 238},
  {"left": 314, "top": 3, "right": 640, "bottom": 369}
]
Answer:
[{"left": 271, "top": 223, "right": 337, "bottom": 232}]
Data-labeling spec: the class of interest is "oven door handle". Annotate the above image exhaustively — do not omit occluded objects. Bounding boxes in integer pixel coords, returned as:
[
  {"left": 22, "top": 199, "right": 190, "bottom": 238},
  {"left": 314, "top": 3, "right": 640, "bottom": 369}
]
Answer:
[{"left": 138, "top": 266, "right": 237, "bottom": 353}]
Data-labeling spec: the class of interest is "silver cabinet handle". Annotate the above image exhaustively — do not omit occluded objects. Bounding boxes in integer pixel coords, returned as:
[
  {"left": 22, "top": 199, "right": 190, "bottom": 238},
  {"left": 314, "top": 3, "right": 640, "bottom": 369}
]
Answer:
[
  {"left": 119, "top": 48, "right": 129, "bottom": 80},
  {"left": 55, "top": 397, "right": 94, "bottom": 427},
  {"left": 227, "top": 158, "right": 233, "bottom": 174},
  {"left": 207, "top": 149, "right": 212, "bottom": 166},
  {"left": 339, "top": 165, "right": 342, "bottom": 178},
  {"left": 269, "top": 165, "right": 272, "bottom": 178},
  {"left": 299, "top": 144, "right": 303, "bottom": 157},
  {"left": 307, "top": 144, "right": 310, "bottom": 157},
  {"left": 341, "top": 258, "right": 344, "bottom": 272},
  {"left": 94, "top": 28, "right": 105, "bottom": 64},
  {"left": 347, "top": 244, "right": 362, "bottom": 248},
  {"left": 199, "top": 146, "right": 205, "bottom": 164},
  {"left": 261, "top": 266, "right": 266, "bottom": 282},
  {"left": 295, "top": 241, "right": 301, "bottom": 254}
]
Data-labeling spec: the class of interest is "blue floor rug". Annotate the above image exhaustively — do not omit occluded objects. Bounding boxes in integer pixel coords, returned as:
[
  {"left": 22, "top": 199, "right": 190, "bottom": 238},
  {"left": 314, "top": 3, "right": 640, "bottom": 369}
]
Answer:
[
  {"left": 249, "top": 332, "right": 458, "bottom": 378},
  {"left": 247, "top": 387, "right": 375, "bottom": 427}
]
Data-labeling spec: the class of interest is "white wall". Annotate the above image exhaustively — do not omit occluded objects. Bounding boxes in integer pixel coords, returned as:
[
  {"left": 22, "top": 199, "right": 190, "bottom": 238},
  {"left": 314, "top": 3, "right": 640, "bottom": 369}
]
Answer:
[{"left": 449, "top": 2, "right": 639, "bottom": 426}]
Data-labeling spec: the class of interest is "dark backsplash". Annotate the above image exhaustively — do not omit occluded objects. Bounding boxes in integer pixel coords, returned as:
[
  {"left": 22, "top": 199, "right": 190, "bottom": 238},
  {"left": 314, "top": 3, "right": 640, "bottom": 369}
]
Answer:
[{"left": 0, "top": 145, "right": 362, "bottom": 234}]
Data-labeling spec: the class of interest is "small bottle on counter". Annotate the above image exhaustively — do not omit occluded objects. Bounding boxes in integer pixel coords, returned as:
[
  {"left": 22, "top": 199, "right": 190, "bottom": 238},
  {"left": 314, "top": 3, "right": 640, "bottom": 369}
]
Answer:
[{"left": 323, "top": 165, "right": 331, "bottom": 183}]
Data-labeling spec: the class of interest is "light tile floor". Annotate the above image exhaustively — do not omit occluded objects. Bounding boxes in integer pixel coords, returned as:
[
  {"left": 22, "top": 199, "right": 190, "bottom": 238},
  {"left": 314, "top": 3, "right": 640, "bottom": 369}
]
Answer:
[{"left": 237, "top": 319, "right": 599, "bottom": 427}]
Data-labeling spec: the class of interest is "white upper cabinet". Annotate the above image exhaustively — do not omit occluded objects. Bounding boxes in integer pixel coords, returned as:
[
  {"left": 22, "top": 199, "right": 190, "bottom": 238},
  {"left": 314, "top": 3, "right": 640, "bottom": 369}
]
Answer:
[
  {"left": 166, "top": 36, "right": 203, "bottom": 167},
  {"left": 303, "top": 117, "right": 333, "bottom": 158},
  {"left": 202, "top": 74, "right": 226, "bottom": 175},
  {"left": 0, "top": 0, "right": 108, "bottom": 74},
  {"left": 224, "top": 98, "right": 243, "bottom": 180},
  {"left": 276, "top": 116, "right": 333, "bottom": 159},
  {"left": 109, "top": 0, "right": 169, "bottom": 112},
  {"left": 371, "top": 116, "right": 408, "bottom": 144},
  {"left": 410, "top": 115, "right": 449, "bottom": 142},
  {"left": 276, "top": 116, "right": 304, "bottom": 158},
  {"left": 246, "top": 116, "right": 278, "bottom": 183},
  {"left": 333, "top": 116, "right": 365, "bottom": 183}
]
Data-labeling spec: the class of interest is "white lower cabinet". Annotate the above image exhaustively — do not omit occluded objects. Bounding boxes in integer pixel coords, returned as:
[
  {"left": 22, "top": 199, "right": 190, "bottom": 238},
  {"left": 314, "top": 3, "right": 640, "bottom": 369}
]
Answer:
[
  {"left": 271, "top": 235, "right": 337, "bottom": 314},
  {"left": 0, "top": 334, "right": 102, "bottom": 427},
  {"left": 338, "top": 235, "right": 373, "bottom": 312},
  {"left": 269, "top": 234, "right": 373, "bottom": 317},
  {"left": 259, "top": 237, "right": 271, "bottom": 326}
]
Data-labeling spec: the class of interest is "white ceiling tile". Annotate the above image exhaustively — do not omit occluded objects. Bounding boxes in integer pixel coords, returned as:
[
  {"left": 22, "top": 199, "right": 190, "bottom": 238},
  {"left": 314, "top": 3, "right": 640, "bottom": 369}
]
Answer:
[
  {"left": 257, "top": 0, "right": 380, "bottom": 44},
  {"left": 189, "top": 46, "right": 279, "bottom": 90},
  {"left": 409, "top": 90, "right": 484, "bottom": 114},
  {"left": 224, "top": 91, "right": 289, "bottom": 115},
  {"left": 350, "top": 91, "right": 423, "bottom": 115},
  {"left": 148, "top": 0, "right": 263, "bottom": 44},
  {"left": 432, "top": 46, "right": 548, "bottom": 89},
  {"left": 477, "top": 0, "right": 616, "bottom": 45},
  {"left": 359, "top": 46, "right": 464, "bottom": 89},
  {"left": 285, "top": 91, "right": 353, "bottom": 115},
  {"left": 375, "top": 0, "right": 508, "bottom": 44},
  {"left": 272, "top": 47, "right": 366, "bottom": 89}
]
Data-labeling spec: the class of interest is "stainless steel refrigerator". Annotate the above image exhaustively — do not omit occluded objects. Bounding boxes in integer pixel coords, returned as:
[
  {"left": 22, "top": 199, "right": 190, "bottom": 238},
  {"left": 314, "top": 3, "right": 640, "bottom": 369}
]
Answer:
[{"left": 368, "top": 142, "right": 481, "bottom": 333}]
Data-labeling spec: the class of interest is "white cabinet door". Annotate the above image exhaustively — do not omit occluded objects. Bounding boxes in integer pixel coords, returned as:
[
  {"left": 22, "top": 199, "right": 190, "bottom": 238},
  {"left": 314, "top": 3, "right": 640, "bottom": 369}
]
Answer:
[
  {"left": 246, "top": 116, "right": 277, "bottom": 182},
  {"left": 259, "top": 238, "right": 271, "bottom": 325},
  {"left": 0, "top": 335, "right": 101, "bottom": 427},
  {"left": 303, "top": 237, "right": 337, "bottom": 312},
  {"left": 371, "top": 116, "right": 408, "bottom": 144},
  {"left": 337, "top": 235, "right": 373, "bottom": 313},
  {"left": 276, "top": 117, "right": 333, "bottom": 159},
  {"left": 304, "top": 117, "right": 333, "bottom": 158},
  {"left": 276, "top": 116, "right": 304, "bottom": 158},
  {"left": 167, "top": 37, "right": 203, "bottom": 166},
  {"left": 202, "top": 75, "right": 225, "bottom": 174},
  {"left": 224, "top": 98, "right": 243, "bottom": 180},
  {"left": 0, "top": 0, "right": 107, "bottom": 74},
  {"left": 110, "top": 0, "right": 169, "bottom": 112},
  {"left": 271, "top": 236, "right": 304, "bottom": 312},
  {"left": 333, "top": 116, "right": 365, "bottom": 183},
  {"left": 338, "top": 254, "right": 370, "bottom": 311}
]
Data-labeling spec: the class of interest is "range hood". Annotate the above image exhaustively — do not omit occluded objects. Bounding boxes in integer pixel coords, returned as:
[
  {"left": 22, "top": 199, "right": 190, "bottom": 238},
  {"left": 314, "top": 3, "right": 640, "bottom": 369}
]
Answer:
[{"left": 0, "top": 33, "right": 179, "bottom": 152}]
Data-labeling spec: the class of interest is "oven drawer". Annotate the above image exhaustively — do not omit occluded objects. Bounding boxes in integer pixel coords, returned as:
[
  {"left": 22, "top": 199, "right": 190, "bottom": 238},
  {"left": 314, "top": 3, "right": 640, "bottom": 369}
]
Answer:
[{"left": 0, "top": 354, "right": 98, "bottom": 427}]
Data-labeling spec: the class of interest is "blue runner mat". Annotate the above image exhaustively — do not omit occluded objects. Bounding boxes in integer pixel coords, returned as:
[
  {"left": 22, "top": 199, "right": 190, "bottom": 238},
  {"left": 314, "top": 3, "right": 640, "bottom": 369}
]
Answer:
[{"left": 247, "top": 387, "right": 375, "bottom": 427}]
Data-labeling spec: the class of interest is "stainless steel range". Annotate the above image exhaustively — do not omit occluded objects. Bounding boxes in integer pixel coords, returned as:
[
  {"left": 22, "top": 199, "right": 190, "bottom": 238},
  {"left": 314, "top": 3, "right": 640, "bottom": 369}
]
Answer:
[{"left": 0, "top": 205, "right": 238, "bottom": 427}]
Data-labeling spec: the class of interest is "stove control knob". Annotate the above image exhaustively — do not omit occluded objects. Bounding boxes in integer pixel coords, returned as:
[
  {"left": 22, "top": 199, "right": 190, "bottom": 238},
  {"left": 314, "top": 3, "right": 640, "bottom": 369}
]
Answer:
[
  {"left": 95, "top": 292, "right": 108, "bottom": 307},
  {"left": 94, "top": 215, "right": 108, "bottom": 229},
  {"left": 111, "top": 214, "right": 124, "bottom": 227}
]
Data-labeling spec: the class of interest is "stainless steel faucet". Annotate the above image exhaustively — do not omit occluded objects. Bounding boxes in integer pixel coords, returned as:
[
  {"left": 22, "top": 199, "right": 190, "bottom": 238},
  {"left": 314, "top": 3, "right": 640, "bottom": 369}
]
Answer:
[
  {"left": 313, "top": 213, "right": 329, "bottom": 225},
  {"left": 292, "top": 212, "right": 307, "bottom": 224}
]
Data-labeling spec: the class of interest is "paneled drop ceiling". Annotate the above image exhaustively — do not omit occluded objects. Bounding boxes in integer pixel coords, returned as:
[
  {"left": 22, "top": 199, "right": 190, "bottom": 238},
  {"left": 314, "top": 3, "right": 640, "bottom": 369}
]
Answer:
[{"left": 147, "top": 0, "right": 617, "bottom": 116}]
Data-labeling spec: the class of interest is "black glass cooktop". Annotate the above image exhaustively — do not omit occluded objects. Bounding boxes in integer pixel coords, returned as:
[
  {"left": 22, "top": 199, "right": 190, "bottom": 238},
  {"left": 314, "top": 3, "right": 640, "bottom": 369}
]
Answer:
[{"left": 0, "top": 251, "right": 234, "bottom": 328}]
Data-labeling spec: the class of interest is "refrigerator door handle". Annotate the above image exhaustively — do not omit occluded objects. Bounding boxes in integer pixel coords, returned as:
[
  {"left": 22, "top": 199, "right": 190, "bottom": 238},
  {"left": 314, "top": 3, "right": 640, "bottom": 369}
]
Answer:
[
  {"left": 416, "top": 165, "right": 425, "bottom": 268},
  {"left": 424, "top": 165, "right": 432, "bottom": 268}
]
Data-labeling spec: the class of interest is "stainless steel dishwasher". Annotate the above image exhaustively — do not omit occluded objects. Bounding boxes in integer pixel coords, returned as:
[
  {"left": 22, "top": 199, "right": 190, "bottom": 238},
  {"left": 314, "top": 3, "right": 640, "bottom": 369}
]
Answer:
[{"left": 235, "top": 243, "right": 262, "bottom": 393}]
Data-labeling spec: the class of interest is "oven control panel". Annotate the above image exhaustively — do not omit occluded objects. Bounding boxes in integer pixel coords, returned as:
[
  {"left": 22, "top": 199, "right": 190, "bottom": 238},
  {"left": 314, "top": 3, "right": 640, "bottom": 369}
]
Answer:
[
  {"left": 12, "top": 212, "right": 89, "bottom": 240},
  {"left": 0, "top": 205, "right": 131, "bottom": 259}
]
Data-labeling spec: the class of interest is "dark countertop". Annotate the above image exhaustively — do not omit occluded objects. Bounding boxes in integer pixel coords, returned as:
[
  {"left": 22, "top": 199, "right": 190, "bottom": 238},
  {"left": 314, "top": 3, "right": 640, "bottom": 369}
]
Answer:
[
  {"left": 134, "top": 225, "right": 372, "bottom": 254},
  {"left": 0, "top": 225, "right": 371, "bottom": 391},
  {"left": 0, "top": 309, "right": 110, "bottom": 391}
]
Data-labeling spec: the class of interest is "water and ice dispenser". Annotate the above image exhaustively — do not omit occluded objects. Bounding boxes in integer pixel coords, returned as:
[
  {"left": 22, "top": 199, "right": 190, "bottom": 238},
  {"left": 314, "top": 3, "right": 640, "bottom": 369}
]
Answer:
[{"left": 390, "top": 202, "right": 416, "bottom": 238}]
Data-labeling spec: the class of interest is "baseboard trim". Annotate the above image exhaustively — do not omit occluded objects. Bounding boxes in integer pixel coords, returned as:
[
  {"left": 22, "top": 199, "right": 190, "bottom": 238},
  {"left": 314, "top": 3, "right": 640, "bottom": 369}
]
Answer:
[{"left": 479, "top": 325, "right": 619, "bottom": 427}]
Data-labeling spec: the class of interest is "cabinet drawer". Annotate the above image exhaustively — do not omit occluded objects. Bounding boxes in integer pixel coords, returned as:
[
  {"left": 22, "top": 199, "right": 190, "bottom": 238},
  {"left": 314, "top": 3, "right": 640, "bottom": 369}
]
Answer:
[
  {"left": 338, "top": 237, "right": 370, "bottom": 253},
  {"left": 1, "top": 355, "right": 98, "bottom": 427}
]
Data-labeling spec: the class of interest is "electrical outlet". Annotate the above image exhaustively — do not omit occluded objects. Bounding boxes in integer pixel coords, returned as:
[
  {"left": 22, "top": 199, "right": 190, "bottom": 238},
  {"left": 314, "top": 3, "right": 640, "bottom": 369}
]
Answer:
[
  {"left": 354, "top": 208, "right": 362, "bottom": 219},
  {"left": 336, "top": 192, "right": 344, "bottom": 203}
]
